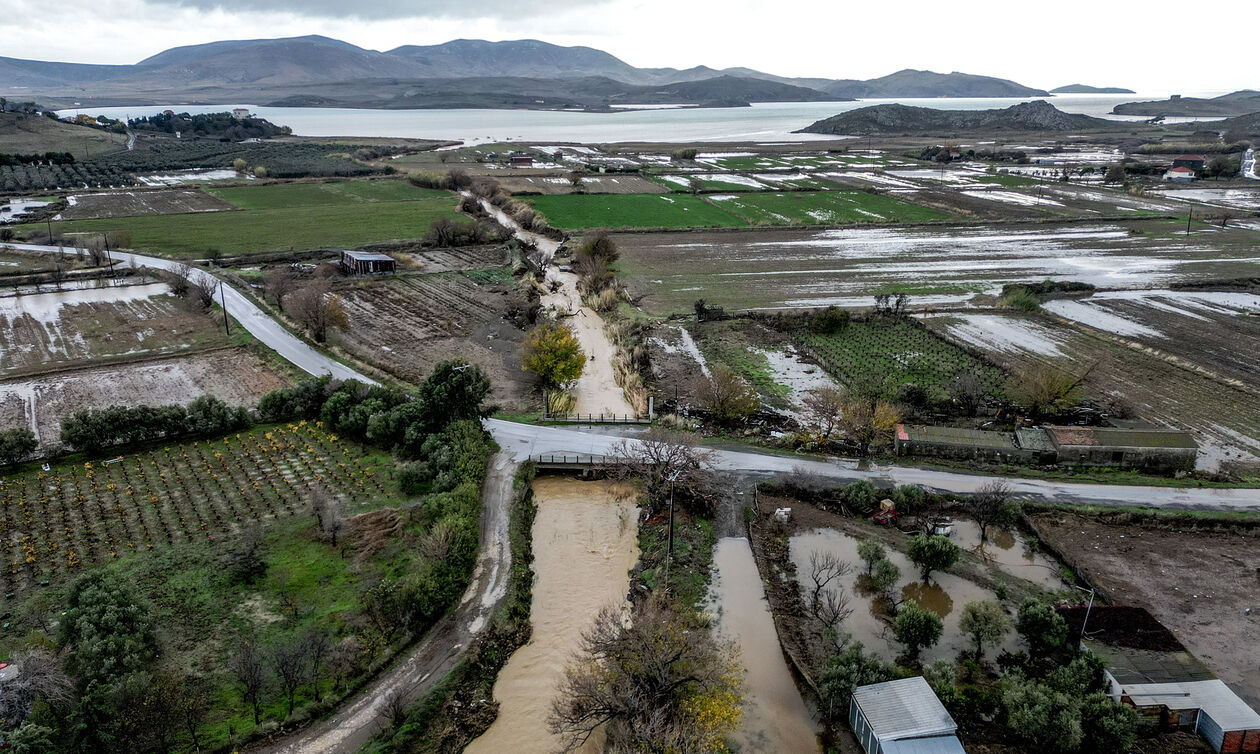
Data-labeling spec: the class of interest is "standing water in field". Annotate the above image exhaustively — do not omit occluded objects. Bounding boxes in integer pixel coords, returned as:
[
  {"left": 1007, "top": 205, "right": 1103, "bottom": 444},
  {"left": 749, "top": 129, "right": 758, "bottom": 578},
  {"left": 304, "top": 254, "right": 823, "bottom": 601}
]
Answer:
[
  {"left": 466, "top": 477, "right": 639, "bottom": 754},
  {"left": 708, "top": 537, "right": 822, "bottom": 753}
]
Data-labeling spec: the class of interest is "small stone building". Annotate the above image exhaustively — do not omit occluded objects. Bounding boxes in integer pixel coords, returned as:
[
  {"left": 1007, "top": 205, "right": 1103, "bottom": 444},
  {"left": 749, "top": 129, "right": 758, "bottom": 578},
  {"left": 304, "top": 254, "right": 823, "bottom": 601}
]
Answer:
[
  {"left": 850, "top": 677, "right": 966, "bottom": 754},
  {"left": 1172, "top": 154, "right": 1207, "bottom": 171},
  {"left": 339, "top": 250, "right": 397, "bottom": 275},
  {"left": 1044, "top": 426, "right": 1198, "bottom": 472},
  {"left": 894, "top": 425, "right": 1032, "bottom": 464}
]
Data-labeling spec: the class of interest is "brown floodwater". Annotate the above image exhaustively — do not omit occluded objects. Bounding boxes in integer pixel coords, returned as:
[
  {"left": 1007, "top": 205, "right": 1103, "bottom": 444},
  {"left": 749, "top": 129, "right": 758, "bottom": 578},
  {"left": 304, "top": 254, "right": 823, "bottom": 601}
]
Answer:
[
  {"left": 708, "top": 538, "right": 822, "bottom": 753},
  {"left": 946, "top": 517, "right": 1067, "bottom": 591},
  {"left": 466, "top": 477, "right": 639, "bottom": 754},
  {"left": 790, "top": 528, "right": 1024, "bottom": 662}
]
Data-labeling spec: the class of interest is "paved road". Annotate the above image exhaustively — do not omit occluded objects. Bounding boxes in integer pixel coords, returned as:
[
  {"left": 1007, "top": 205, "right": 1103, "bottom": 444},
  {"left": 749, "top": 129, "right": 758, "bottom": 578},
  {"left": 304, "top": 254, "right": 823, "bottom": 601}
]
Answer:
[
  {"left": 488, "top": 420, "right": 1260, "bottom": 511},
  {"left": 4, "top": 243, "right": 372, "bottom": 383},
  {"left": 252, "top": 450, "right": 518, "bottom": 754}
]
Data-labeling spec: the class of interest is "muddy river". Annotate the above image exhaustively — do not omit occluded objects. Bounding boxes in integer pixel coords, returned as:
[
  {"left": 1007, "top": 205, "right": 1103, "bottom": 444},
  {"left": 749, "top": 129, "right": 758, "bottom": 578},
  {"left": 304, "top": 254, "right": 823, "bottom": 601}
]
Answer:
[
  {"left": 709, "top": 538, "right": 822, "bottom": 753},
  {"left": 466, "top": 477, "right": 639, "bottom": 754}
]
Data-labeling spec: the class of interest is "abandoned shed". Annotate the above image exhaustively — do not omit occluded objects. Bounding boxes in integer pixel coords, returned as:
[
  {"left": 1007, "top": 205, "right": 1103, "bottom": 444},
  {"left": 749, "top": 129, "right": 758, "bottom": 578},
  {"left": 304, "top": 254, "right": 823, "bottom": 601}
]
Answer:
[
  {"left": 849, "top": 676, "right": 965, "bottom": 754},
  {"left": 894, "top": 425, "right": 1032, "bottom": 464},
  {"left": 339, "top": 250, "right": 396, "bottom": 275},
  {"left": 1044, "top": 426, "right": 1198, "bottom": 472}
]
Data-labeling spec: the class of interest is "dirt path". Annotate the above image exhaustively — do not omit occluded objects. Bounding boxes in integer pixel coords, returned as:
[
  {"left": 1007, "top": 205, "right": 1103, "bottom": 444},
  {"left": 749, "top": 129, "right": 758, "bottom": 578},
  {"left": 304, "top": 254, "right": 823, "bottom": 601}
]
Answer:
[
  {"left": 473, "top": 196, "right": 636, "bottom": 417},
  {"left": 250, "top": 451, "right": 519, "bottom": 754}
]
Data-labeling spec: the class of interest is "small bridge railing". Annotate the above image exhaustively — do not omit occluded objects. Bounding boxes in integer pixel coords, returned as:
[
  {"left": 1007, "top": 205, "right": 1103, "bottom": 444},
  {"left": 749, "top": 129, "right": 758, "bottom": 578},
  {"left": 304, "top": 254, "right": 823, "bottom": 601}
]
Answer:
[{"left": 542, "top": 413, "right": 651, "bottom": 425}]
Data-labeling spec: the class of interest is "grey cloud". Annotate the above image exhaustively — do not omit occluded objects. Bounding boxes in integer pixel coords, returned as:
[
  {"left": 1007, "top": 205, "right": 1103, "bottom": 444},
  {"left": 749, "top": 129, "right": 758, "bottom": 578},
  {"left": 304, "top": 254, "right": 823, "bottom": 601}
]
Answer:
[{"left": 144, "top": 0, "right": 605, "bottom": 21}]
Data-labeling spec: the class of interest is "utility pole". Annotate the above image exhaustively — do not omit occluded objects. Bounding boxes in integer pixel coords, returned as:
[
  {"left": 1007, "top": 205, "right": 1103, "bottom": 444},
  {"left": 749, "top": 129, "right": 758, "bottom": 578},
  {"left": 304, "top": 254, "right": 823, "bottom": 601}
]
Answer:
[
  {"left": 220, "top": 280, "right": 230, "bottom": 335},
  {"left": 102, "top": 233, "right": 114, "bottom": 278},
  {"left": 665, "top": 470, "right": 680, "bottom": 589},
  {"left": 44, "top": 217, "right": 53, "bottom": 244},
  {"left": 1186, "top": 208, "right": 1192, "bottom": 237}
]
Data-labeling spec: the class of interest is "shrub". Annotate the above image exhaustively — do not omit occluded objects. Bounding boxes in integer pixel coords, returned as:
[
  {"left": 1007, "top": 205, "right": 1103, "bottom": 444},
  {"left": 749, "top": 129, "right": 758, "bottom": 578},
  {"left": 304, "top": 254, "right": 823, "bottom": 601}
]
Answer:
[
  {"left": 0, "top": 427, "right": 38, "bottom": 466},
  {"left": 818, "top": 642, "right": 899, "bottom": 720},
  {"left": 839, "top": 479, "right": 879, "bottom": 513},
  {"left": 810, "top": 305, "right": 850, "bottom": 334},
  {"left": 891, "top": 484, "right": 925, "bottom": 514}
]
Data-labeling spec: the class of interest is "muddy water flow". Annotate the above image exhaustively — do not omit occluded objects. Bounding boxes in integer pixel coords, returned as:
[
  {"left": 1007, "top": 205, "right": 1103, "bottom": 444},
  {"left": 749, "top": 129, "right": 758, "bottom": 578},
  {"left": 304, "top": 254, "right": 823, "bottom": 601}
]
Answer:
[
  {"left": 709, "top": 538, "right": 821, "bottom": 753},
  {"left": 467, "top": 477, "right": 639, "bottom": 754}
]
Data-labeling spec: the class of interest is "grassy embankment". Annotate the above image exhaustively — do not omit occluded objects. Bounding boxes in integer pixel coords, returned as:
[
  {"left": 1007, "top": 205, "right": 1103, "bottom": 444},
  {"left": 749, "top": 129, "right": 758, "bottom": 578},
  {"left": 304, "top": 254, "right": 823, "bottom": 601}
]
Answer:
[{"left": 38, "top": 179, "right": 462, "bottom": 258}]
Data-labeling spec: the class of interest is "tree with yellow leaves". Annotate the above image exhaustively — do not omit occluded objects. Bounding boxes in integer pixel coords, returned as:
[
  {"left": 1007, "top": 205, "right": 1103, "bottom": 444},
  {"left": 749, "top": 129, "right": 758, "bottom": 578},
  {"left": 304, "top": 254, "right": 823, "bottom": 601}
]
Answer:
[
  {"left": 841, "top": 394, "right": 902, "bottom": 457},
  {"left": 549, "top": 597, "right": 743, "bottom": 753}
]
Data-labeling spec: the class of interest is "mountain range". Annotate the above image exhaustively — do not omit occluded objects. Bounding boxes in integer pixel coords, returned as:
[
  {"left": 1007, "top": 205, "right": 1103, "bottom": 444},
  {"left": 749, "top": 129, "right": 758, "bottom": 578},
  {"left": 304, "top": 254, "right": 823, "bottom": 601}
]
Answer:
[{"left": 1, "top": 35, "right": 1052, "bottom": 110}]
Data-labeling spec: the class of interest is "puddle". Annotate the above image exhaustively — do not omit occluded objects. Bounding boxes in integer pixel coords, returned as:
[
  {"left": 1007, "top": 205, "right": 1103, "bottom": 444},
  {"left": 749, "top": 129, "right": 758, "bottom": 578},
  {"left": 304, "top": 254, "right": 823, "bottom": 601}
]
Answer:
[
  {"left": 708, "top": 538, "right": 821, "bottom": 753},
  {"left": 136, "top": 169, "right": 252, "bottom": 186},
  {"left": 0, "top": 199, "right": 52, "bottom": 224},
  {"left": 928, "top": 313, "right": 1068, "bottom": 358},
  {"left": 945, "top": 518, "right": 1067, "bottom": 591},
  {"left": 467, "top": 477, "right": 639, "bottom": 754},
  {"left": 790, "top": 528, "right": 1023, "bottom": 662},
  {"left": 0, "top": 282, "right": 171, "bottom": 326}
]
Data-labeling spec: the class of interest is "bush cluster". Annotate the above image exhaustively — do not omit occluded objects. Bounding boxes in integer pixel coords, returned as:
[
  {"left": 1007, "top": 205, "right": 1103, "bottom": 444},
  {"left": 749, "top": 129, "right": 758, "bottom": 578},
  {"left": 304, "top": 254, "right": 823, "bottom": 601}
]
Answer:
[{"left": 60, "top": 395, "right": 251, "bottom": 452}]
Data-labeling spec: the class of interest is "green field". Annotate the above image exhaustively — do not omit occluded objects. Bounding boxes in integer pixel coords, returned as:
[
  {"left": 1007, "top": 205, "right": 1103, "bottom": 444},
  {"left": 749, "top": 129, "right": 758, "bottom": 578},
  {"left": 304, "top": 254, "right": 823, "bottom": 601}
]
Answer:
[
  {"left": 528, "top": 193, "right": 748, "bottom": 229},
  {"left": 794, "top": 318, "right": 1007, "bottom": 398},
  {"left": 38, "top": 179, "right": 461, "bottom": 257},
  {"left": 711, "top": 191, "right": 952, "bottom": 225},
  {"left": 530, "top": 190, "right": 952, "bottom": 230}
]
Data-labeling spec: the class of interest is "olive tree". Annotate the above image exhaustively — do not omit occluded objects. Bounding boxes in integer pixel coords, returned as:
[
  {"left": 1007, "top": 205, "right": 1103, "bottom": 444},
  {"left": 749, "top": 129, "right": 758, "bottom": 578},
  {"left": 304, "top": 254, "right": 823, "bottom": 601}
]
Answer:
[
  {"left": 959, "top": 600, "right": 1010, "bottom": 658},
  {"left": 893, "top": 600, "right": 943, "bottom": 662},
  {"left": 906, "top": 535, "right": 960, "bottom": 582}
]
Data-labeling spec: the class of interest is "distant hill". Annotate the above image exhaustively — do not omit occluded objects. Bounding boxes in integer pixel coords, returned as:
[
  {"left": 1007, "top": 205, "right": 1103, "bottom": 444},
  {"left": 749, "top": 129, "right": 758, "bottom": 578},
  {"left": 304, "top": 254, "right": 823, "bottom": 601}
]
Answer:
[
  {"left": 1, "top": 35, "right": 1054, "bottom": 111},
  {"left": 0, "top": 112, "right": 125, "bottom": 158},
  {"left": 798, "top": 100, "right": 1118, "bottom": 135},
  {"left": 1112, "top": 90, "right": 1260, "bottom": 117},
  {"left": 1051, "top": 84, "right": 1135, "bottom": 94},
  {"left": 1206, "top": 111, "right": 1260, "bottom": 136},
  {"left": 821, "top": 69, "right": 1049, "bottom": 99}
]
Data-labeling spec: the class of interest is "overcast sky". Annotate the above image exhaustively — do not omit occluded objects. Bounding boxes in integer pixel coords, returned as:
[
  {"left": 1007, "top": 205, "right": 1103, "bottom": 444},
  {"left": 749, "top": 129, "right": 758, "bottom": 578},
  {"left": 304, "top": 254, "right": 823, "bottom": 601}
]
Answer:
[{"left": 2, "top": 0, "right": 1253, "bottom": 93}]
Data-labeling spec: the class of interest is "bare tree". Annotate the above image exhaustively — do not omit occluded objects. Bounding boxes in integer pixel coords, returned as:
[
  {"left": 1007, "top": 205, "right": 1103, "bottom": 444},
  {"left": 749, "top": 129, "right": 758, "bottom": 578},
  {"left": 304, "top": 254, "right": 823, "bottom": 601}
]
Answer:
[
  {"left": 48, "top": 261, "right": 65, "bottom": 290},
  {"left": 175, "top": 674, "right": 212, "bottom": 752},
  {"left": 190, "top": 273, "right": 219, "bottom": 311},
  {"left": 693, "top": 363, "right": 760, "bottom": 425},
  {"left": 265, "top": 266, "right": 298, "bottom": 311},
  {"left": 802, "top": 385, "right": 845, "bottom": 439},
  {"left": 308, "top": 486, "right": 344, "bottom": 547},
  {"left": 270, "top": 638, "right": 308, "bottom": 717},
  {"left": 290, "top": 280, "right": 348, "bottom": 343},
  {"left": 230, "top": 640, "right": 267, "bottom": 725},
  {"left": 606, "top": 426, "right": 715, "bottom": 515},
  {"left": 379, "top": 688, "right": 410, "bottom": 730},
  {"left": 806, "top": 551, "right": 852, "bottom": 618},
  {"left": 963, "top": 481, "right": 1019, "bottom": 542},
  {"left": 946, "top": 372, "right": 985, "bottom": 417},
  {"left": 168, "top": 262, "right": 192, "bottom": 297},
  {"left": 328, "top": 636, "right": 364, "bottom": 692},
  {"left": 302, "top": 629, "right": 333, "bottom": 699},
  {"left": 0, "top": 649, "right": 75, "bottom": 729},
  {"left": 1010, "top": 362, "right": 1094, "bottom": 419}
]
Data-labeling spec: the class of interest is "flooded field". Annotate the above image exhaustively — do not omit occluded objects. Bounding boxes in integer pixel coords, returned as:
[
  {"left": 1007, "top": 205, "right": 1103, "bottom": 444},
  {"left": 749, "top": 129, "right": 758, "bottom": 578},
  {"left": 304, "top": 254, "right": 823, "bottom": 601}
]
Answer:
[
  {"left": 616, "top": 220, "right": 1260, "bottom": 315},
  {"left": 468, "top": 477, "right": 639, "bottom": 754},
  {"left": 708, "top": 538, "right": 821, "bottom": 753},
  {"left": 0, "top": 281, "right": 234, "bottom": 374},
  {"left": 0, "top": 348, "right": 289, "bottom": 442},
  {"left": 790, "top": 528, "right": 1026, "bottom": 663}
]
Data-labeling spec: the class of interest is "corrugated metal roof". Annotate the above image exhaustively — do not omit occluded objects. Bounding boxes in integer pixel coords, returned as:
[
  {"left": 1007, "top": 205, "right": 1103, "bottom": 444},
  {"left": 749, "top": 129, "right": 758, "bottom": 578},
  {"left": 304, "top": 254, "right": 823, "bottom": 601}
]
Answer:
[
  {"left": 901, "top": 425, "right": 1016, "bottom": 450},
  {"left": 1015, "top": 427, "right": 1055, "bottom": 452},
  {"left": 882, "top": 737, "right": 968, "bottom": 754},
  {"left": 341, "top": 250, "right": 396, "bottom": 262},
  {"left": 1047, "top": 426, "right": 1199, "bottom": 450},
  {"left": 1123, "top": 680, "right": 1260, "bottom": 730},
  {"left": 852, "top": 677, "right": 958, "bottom": 741}
]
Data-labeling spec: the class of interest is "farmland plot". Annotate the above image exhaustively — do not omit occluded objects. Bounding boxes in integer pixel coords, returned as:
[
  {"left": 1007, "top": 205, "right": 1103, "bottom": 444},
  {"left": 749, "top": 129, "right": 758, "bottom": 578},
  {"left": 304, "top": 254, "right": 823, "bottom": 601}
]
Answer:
[
  {"left": 333, "top": 270, "right": 533, "bottom": 410},
  {"left": 0, "top": 281, "right": 231, "bottom": 374},
  {"left": 922, "top": 310, "right": 1260, "bottom": 472},
  {"left": 56, "top": 188, "right": 237, "bottom": 220},
  {"left": 0, "top": 421, "right": 393, "bottom": 596},
  {"left": 709, "top": 190, "right": 952, "bottom": 225},
  {"left": 0, "top": 348, "right": 289, "bottom": 443},
  {"left": 616, "top": 221, "right": 1260, "bottom": 315}
]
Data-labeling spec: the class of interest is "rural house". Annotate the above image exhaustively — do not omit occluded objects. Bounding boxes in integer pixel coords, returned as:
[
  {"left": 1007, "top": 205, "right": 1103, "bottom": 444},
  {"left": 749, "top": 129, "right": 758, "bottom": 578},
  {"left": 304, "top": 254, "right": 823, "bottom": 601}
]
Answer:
[
  {"left": 1165, "top": 166, "right": 1198, "bottom": 182},
  {"left": 509, "top": 155, "right": 534, "bottom": 167},
  {"left": 1060, "top": 607, "right": 1260, "bottom": 753},
  {"left": 849, "top": 676, "right": 965, "bottom": 754},
  {"left": 1172, "top": 154, "right": 1207, "bottom": 171},
  {"left": 231, "top": 107, "right": 251, "bottom": 119},
  {"left": 1043, "top": 426, "right": 1198, "bottom": 472},
  {"left": 339, "top": 250, "right": 397, "bottom": 275}
]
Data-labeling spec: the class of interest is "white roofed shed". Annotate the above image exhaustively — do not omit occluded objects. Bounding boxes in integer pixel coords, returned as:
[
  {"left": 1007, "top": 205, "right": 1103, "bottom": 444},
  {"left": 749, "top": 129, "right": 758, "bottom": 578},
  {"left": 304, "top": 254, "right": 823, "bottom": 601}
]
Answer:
[{"left": 849, "top": 677, "right": 966, "bottom": 754}]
